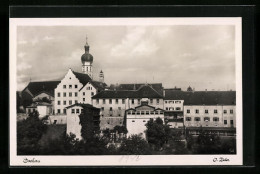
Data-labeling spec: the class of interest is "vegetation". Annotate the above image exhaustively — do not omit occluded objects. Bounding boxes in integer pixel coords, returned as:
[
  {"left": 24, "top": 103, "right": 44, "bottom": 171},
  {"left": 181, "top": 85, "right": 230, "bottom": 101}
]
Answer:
[
  {"left": 17, "top": 111, "right": 47, "bottom": 155},
  {"left": 145, "top": 117, "right": 171, "bottom": 150}
]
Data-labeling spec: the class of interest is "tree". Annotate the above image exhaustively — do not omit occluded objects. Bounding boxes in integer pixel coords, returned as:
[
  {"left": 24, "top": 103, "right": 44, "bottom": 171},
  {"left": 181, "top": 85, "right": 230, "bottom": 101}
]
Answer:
[
  {"left": 145, "top": 117, "right": 170, "bottom": 150},
  {"left": 17, "top": 111, "right": 47, "bottom": 155},
  {"left": 118, "top": 135, "right": 152, "bottom": 155}
]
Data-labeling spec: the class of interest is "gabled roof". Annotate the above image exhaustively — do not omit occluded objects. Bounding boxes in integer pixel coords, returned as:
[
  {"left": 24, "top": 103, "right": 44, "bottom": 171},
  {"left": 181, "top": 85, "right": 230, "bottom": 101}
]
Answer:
[
  {"left": 110, "top": 83, "right": 164, "bottom": 95},
  {"left": 92, "top": 85, "right": 163, "bottom": 99},
  {"left": 65, "top": 103, "right": 100, "bottom": 110},
  {"left": 23, "top": 81, "right": 60, "bottom": 97},
  {"left": 91, "top": 81, "right": 107, "bottom": 91},
  {"left": 72, "top": 71, "right": 92, "bottom": 86},
  {"left": 164, "top": 90, "right": 236, "bottom": 105}
]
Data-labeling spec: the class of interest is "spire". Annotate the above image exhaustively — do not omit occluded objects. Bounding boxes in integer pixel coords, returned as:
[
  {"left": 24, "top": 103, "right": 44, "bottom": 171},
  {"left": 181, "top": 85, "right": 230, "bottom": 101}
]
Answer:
[{"left": 84, "top": 34, "right": 89, "bottom": 53}]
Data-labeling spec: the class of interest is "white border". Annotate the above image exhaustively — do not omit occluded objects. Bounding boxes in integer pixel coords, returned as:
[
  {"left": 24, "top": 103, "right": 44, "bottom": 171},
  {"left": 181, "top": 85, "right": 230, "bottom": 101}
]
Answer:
[{"left": 9, "top": 18, "right": 242, "bottom": 166}]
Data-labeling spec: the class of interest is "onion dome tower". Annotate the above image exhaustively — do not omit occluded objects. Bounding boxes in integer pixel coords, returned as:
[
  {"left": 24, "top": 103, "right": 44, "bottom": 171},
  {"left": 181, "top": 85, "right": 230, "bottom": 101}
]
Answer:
[
  {"left": 81, "top": 35, "right": 93, "bottom": 79},
  {"left": 99, "top": 70, "right": 104, "bottom": 83}
]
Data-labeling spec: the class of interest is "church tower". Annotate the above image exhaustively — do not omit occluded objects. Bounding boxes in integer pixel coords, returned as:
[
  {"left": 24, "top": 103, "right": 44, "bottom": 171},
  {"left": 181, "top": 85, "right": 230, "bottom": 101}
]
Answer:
[
  {"left": 99, "top": 70, "right": 104, "bottom": 83},
  {"left": 81, "top": 36, "right": 93, "bottom": 79}
]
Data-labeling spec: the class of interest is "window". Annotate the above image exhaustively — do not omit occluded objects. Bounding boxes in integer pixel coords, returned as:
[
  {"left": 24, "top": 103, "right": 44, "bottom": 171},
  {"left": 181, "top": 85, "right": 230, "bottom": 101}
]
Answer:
[
  {"left": 230, "top": 120, "right": 234, "bottom": 125},
  {"left": 96, "top": 99, "right": 99, "bottom": 104},
  {"left": 143, "top": 120, "right": 146, "bottom": 122},
  {"left": 186, "top": 117, "right": 191, "bottom": 121},
  {"left": 132, "top": 120, "right": 135, "bottom": 122},
  {"left": 195, "top": 109, "right": 199, "bottom": 114},
  {"left": 166, "top": 107, "right": 168, "bottom": 110},
  {"left": 63, "top": 101, "right": 66, "bottom": 105},
  {"left": 175, "top": 101, "right": 181, "bottom": 104},
  {"left": 109, "top": 107, "right": 113, "bottom": 111},
  {"left": 187, "top": 109, "right": 190, "bottom": 113},
  {"left": 63, "top": 109, "right": 66, "bottom": 114},
  {"left": 81, "top": 109, "right": 84, "bottom": 113},
  {"left": 230, "top": 109, "right": 233, "bottom": 114},
  {"left": 57, "top": 93, "right": 60, "bottom": 97},
  {"left": 116, "top": 99, "right": 118, "bottom": 104},
  {"left": 150, "top": 111, "right": 154, "bottom": 115},
  {"left": 83, "top": 92, "right": 85, "bottom": 96},
  {"left": 160, "top": 111, "right": 163, "bottom": 115},
  {"left": 224, "top": 110, "right": 227, "bottom": 114},
  {"left": 58, "top": 101, "right": 60, "bottom": 105},
  {"left": 75, "top": 100, "right": 78, "bottom": 104},
  {"left": 76, "top": 109, "right": 79, "bottom": 113},
  {"left": 83, "top": 98, "right": 85, "bottom": 102},
  {"left": 214, "top": 109, "right": 218, "bottom": 114},
  {"left": 63, "top": 92, "right": 66, "bottom": 97},
  {"left": 138, "top": 99, "right": 141, "bottom": 104},
  {"left": 146, "top": 111, "right": 149, "bottom": 115},
  {"left": 137, "top": 111, "right": 140, "bottom": 115},
  {"left": 213, "top": 117, "right": 219, "bottom": 122},
  {"left": 165, "top": 101, "right": 167, "bottom": 104},
  {"left": 57, "top": 109, "right": 60, "bottom": 114},
  {"left": 204, "top": 117, "right": 210, "bottom": 121},
  {"left": 63, "top": 85, "right": 66, "bottom": 89},
  {"left": 150, "top": 99, "right": 153, "bottom": 104},
  {"left": 69, "top": 85, "right": 72, "bottom": 89},
  {"left": 224, "top": 120, "right": 227, "bottom": 124},
  {"left": 195, "top": 117, "right": 200, "bottom": 121},
  {"left": 103, "top": 99, "right": 106, "bottom": 104},
  {"left": 205, "top": 110, "right": 208, "bottom": 114},
  {"left": 156, "top": 99, "right": 159, "bottom": 104},
  {"left": 109, "top": 99, "right": 112, "bottom": 104},
  {"left": 122, "top": 99, "right": 125, "bottom": 104},
  {"left": 155, "top": 111, "right": 159, "bottom": 115},
  {"left": 69, "top": 100, "right": 72, "bottom": 105},
  {"left": 118, "top": 107, "right": 121, "bottom": 110},
  {"left": 75, "top": 85, "right": 78, "bottom": 88},
  {"left": 91, "top": 92, "right": 94, "bottom": 96},
  {"left": 69, "top": 92, "right": 72, "bottom": 97},
  {"left": 141, "top": 111, "right": 145, "bottom": 115},
  {"left": 71, "top": 109, "right": 75, "bottom": 113},
  {"left": 75, "top": 92, "right": 78, "bottom": 97},
  {"left": 127, "top": 111, "right": 131, "bottom": 115},
  {"left": 176, "top": 107, "right": 181, "bottom": 111},
  {"left": 131, "top": 99, "right": 134, "bottom": 104}
]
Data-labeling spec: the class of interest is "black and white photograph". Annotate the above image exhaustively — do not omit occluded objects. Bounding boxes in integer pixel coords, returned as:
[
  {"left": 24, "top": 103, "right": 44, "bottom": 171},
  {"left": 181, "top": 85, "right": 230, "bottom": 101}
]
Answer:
[{"left": 9, "top": 18, "right": 242, "bottom": 166}]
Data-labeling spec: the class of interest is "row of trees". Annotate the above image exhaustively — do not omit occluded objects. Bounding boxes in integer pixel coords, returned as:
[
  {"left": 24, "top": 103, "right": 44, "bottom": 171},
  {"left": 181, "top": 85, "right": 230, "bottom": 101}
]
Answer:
[{"left": 17, "top": 111, "right": 235, "bottom": 155}]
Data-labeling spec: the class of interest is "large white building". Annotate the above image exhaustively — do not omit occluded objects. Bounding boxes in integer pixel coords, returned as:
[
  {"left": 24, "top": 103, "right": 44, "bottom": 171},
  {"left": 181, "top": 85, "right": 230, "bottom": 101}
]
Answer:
[
  {"left": 54, "top": 38, "right": 106, "bottom": 115},
  {"left": 126, "top": 101, "right": 164, "bottom": 139},
  {"left": 92, "top": 84, "right": 164, "bottom": 130}
]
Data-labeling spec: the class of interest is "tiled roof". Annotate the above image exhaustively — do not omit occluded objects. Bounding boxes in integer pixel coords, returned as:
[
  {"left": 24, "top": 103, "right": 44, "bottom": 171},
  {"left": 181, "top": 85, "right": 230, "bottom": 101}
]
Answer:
[
  {"left": 91, "top": 81, "right": 107, "bottom": 91},
  {"left": 110, "top": 83, "right": 164, "bottom": 95},
  {"left": 164, "top": 90, "right": 236, "bottom": 105},
  {"left": 23, "top": 81, "right": 60, "bottom": 97},
  {"left": 72, "top": 71, "right": 92, "bottom": 86},
  {"left": 65, "top": 103, "right": 99, "bottom": 110},
  {"left": 92, "top": 85, "right": 163, "bottom": 99}
]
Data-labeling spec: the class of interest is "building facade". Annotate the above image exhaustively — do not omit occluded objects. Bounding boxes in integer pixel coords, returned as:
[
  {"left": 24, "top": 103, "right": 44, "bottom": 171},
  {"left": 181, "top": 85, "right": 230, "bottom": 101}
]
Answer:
[
  {"left": 126, "top": 101, "right": 164, "bottom": 139},
  {"left": 92, "top": 84, "right": 164, "bottom": 130}
]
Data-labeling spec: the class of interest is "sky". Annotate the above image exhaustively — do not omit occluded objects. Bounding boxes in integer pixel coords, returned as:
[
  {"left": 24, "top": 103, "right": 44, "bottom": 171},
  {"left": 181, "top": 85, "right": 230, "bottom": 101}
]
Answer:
[{"left": 16, "top": 25, "right": 236, "bottom": 91}]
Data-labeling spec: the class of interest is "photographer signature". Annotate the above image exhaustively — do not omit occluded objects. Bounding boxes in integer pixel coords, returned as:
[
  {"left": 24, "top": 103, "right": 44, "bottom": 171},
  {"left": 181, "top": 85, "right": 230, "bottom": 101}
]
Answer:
[{"left": 213, "top": 157, "right": 230, "bottom": 162}]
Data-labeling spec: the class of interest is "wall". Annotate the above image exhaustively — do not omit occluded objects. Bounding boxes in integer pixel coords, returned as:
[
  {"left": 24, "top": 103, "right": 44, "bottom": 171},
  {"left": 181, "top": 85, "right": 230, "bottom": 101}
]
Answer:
[
  {"left": 49, "top": 115, "right": 67, "bottom": 124},
  {"left": 183, "top": 105, "right": 236, "bottom": 128},
  {"left": 79, "top": 82, "right": 97, "bottom": 104},
  {"left": 37, "top": 105, "right": 52, "bottom": 118},
  {"left": 126, "top": 108, "right": 164, "bottom": 139},
  {"left": 164, "top": 100, "right": 184, "bottom": 111},
  {"left": 54, "top": 69, "right": 83, "bottom": 114}
]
